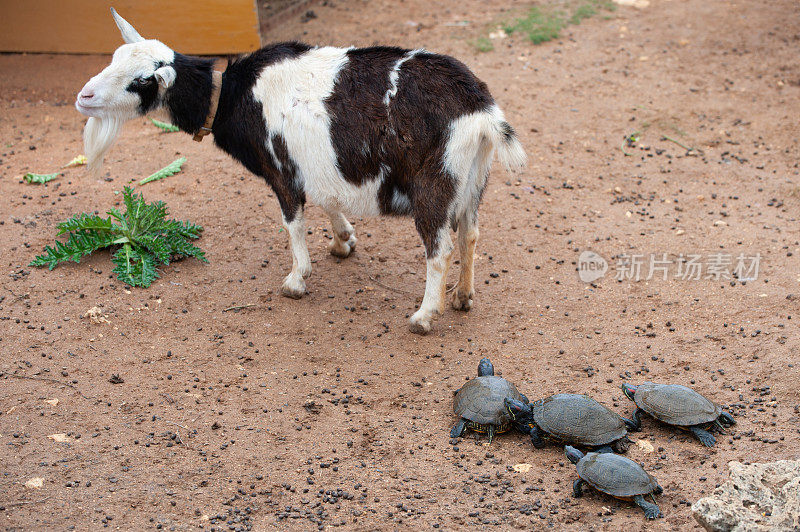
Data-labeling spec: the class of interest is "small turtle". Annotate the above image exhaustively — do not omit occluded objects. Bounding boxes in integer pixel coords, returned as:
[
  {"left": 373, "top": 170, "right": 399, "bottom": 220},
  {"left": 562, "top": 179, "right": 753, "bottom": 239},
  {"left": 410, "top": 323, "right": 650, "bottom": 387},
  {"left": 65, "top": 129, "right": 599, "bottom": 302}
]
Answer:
[
  {"left": 622, "top": 382, "right": 736, "bottom": 447},
  {"left": 565, "top": 445, "right": 663, "bottom": 519},
  {"left": 451, "top": 358, "right": 528, "bottom": 442},
  {"left": 505, "top": 394, "right": 635, "bottom": 452}
]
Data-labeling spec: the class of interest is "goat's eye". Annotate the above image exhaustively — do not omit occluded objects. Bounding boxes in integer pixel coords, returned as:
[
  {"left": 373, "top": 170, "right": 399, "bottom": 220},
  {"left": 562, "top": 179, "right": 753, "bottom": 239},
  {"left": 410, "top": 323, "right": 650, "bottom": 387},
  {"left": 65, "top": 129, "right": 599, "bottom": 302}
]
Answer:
[{"left": 135, "top": 76, "right": 150, "bottom": 85}]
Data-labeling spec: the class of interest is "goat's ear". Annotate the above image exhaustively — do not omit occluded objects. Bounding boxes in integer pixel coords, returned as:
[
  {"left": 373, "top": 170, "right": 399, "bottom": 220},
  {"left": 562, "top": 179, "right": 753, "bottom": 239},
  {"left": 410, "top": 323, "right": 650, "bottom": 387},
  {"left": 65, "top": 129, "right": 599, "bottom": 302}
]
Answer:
[
  {"left": 154, "top": 66, "right": 177, "bottom": 89},
  {"left": 111, "top": 7, "right": 144, "bottom": 44}
]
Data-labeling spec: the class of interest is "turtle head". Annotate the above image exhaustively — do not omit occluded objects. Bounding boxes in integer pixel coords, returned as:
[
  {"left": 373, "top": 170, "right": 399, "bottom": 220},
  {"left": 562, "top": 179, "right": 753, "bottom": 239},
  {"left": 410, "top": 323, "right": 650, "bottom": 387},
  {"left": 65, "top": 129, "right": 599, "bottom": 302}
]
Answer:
[
  {"left": 504, "top": 398, "right": 530, "bottom": 421},
  {"left": 564, "top": 445, "right": 585, "bottom": 465},
  {"left": 621, "top": 383, "right": 638, "bottom": 401},
  {"left": 477, "top": 358, "right": 495, "bottom": 377}
]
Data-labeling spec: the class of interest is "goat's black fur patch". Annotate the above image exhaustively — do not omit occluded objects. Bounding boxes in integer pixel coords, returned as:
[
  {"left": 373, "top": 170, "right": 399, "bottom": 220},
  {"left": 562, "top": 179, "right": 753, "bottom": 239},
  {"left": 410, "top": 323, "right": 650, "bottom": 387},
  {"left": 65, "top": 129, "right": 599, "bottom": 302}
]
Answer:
[
  {"left": 212, "top": 42, "right": 312, "bottom": 223},
  {"left": 126, "top": 76, "right": 160, "bottom": 115},
  {"left": 165, "top": 53, "right": 216, "bottom": 134}
]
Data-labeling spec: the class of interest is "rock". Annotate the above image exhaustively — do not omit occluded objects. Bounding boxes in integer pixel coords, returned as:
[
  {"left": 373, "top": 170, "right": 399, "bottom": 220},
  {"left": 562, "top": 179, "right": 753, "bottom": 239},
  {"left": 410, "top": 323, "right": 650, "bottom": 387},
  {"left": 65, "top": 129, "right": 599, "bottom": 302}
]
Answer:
[
  {"left": 25, "top": 477, "right": 44, "bottom": 489},
  {"left": 692, "top": 460, "right": 800, "bottom": 532},
  {"left": 635, "top": 439, "right": 654, "bottom": 454}
]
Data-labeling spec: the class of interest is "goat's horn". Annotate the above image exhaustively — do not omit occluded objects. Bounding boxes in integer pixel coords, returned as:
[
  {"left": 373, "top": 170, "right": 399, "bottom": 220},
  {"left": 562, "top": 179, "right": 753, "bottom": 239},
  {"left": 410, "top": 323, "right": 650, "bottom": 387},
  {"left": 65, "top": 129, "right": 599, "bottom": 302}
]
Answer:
[{"left": 110, "top": 7, "right": 144, "bottom": 44}]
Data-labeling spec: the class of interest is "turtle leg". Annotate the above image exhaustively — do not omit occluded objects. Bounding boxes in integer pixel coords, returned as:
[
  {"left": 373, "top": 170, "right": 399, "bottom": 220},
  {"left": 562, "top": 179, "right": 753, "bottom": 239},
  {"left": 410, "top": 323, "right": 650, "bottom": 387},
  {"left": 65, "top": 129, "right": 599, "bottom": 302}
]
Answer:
[
  {"left": 719, "top": 411, "right": 736, "bottom": 426},
  {"left": 520, "top": 393, "right": 530, "bottom": 404},
  {"left": 530, "top": 425, "right": 545, "bottom": 449},
  {"left": 629, "top": 408, "right": 645, "bottom": 431},
  {"left": 611, "top": 436, "right": 632, "bottom": 453},
  {"left": 595, "top": 445, "right": 615, "bottom": 454},
  {"left": 513, "top": 421, "right": 531, "bottom": 435},
  {"left": 486, "top": 425, "right": 496, "bottom": 444},
  {"left": 622, "top": 416, "right": 638, "bottom": 432},
  {"left": 634, "top": 494, "right": 662, "bottom": 519},
  {"left": 690, "top": 425, "right": 716, "bottom": 447},
  {"left": 450, "top": 418, "right": 467, "bottom": 438},
  {"left": 572, "top": 478, "right": 585, "bottom": 498},
  {"left": 713, "top": 419, "right": 726, "bottom": 433}
]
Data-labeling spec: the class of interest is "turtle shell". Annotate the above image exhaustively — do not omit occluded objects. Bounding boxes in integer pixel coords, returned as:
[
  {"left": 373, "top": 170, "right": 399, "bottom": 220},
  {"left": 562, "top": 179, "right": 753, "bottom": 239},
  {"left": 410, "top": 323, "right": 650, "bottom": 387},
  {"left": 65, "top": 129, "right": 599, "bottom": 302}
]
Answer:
[
  {"left": 634, "top": 383, "right": 721, "bottom": 426},
  {"left": 532, "top": 394, "right": 628, "bottom": 446},
  {"left": 453, "top": 376, "right": 525, "bottom": 426},
  {"left": 577, "top": 452, "right": 660, "bottom": 498}
]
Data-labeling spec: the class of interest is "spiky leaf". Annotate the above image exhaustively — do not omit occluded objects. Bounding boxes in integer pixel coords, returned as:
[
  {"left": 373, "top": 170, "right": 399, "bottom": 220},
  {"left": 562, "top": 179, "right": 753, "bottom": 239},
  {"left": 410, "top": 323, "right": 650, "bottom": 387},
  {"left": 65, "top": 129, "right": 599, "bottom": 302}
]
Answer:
[
  {"left": 139, "top": 157, "right": 186, "bottom": 185},
  {"left": 30, "top": 230, "right": 119, "bottom": 269},
  {"left": 56, "top": 213, "right": 114, "bottom": 235},
  {"left": 150, "top": 118, "right": 180, "bottom": 132},
  {"left": 24, "top": 172, "right": 58, "bottom": 184},
  {"left": 111, "top": 244, "right": 159, "bottom": 287}
]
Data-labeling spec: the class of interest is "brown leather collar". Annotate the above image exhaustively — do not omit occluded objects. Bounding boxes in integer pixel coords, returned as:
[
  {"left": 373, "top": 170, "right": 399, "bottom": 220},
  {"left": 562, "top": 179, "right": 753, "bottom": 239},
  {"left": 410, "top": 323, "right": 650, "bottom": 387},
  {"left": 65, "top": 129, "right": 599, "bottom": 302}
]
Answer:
[{"left": 193, "top": 70, "right": 223, "bottom": 142}]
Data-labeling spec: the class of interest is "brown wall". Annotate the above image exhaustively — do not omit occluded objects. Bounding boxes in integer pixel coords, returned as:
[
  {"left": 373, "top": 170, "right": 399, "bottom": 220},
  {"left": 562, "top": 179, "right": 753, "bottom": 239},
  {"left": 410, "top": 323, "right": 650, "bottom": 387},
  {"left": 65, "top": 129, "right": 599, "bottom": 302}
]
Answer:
[{"left": 0, "top": 1, "right": 261, "bottom": 55}]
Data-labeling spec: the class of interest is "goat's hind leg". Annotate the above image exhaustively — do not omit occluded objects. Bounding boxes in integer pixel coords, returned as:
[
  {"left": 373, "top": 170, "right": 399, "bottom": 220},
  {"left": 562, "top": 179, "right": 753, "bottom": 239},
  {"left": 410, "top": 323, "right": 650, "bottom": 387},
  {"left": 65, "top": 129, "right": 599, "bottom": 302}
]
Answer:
[
  {"left": 280, "top": 207, "right": 312, "bottom": 299},
  {"left": 326, "top": 209, "right": 357, "bottom": 258},
  {"left": 452, "top": 213, "right": 479, "bottom": 311},
  {"left": 409, "top": 226, "right": 453, "bottom": 334}
]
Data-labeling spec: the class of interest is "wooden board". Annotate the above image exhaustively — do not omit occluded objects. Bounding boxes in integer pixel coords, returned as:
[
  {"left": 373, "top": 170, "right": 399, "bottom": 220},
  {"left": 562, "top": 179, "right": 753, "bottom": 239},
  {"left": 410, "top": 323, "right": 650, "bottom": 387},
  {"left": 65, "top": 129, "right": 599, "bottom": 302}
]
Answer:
[{"left": 0, "top": 1, "right": 261, "bottom": 55}]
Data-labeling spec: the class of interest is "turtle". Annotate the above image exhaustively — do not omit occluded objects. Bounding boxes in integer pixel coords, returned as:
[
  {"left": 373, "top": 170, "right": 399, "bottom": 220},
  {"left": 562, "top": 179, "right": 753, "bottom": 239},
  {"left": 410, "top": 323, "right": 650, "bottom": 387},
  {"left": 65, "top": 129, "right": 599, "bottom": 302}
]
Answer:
[
  {"left": 504, "top": 394, "right": 635, "bottom": 452},
  {"left": 565, "top": 445, "right": 663, "bottom": 519},
  {"left": 450, "top": 358, "right": 529, "bottom": 442},
  {"left": 621, "top": 382, "right": 736, "bottom": 447}
]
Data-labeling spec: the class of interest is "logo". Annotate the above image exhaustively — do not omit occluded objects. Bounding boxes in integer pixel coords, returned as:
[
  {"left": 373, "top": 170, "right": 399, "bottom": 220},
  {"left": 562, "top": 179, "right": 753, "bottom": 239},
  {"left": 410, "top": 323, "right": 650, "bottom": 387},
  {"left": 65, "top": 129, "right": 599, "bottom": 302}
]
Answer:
[{"left": 578, "top": 250, "right": 608, "bottom": 282}]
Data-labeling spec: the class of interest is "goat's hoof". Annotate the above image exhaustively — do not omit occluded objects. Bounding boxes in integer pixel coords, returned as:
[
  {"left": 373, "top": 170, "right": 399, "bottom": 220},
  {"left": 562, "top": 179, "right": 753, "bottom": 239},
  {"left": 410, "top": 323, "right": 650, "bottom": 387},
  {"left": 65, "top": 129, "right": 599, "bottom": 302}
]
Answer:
[
  {"left": 281, "top": 277, "right": 306, "bottom": 299},
  {"left": 409, "top": 311, "right": 433, "bottom": 335},
  {"left": 329, "top": 235, "right": 356, "bottom": 258},
  {"left": 451, "top": 289, "right": 474, "bottom": 311}
]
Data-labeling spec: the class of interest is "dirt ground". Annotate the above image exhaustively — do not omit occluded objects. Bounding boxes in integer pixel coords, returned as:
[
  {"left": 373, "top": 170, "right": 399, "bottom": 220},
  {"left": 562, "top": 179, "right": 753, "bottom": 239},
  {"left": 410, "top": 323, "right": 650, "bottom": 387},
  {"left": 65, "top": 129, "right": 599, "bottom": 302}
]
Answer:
[{"left": 1, "top": 0, "right": 799, "bottom": 530}]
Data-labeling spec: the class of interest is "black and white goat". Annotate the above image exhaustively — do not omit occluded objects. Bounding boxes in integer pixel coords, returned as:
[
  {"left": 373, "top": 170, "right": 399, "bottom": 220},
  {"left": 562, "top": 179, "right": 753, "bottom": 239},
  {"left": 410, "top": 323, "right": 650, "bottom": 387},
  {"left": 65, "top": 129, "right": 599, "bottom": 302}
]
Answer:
[{"left": 76, "top": 9, "right": 526, "bottom": 334}]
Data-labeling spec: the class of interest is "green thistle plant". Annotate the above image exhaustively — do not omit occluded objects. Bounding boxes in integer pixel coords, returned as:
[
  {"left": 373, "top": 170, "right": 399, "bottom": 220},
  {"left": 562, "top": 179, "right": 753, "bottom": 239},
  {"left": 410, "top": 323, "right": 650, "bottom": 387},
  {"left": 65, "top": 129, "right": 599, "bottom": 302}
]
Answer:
[
  {"left": 150, "top": 118, "right": 180, "bottom": 132},
  {"left": 30, "top": 187, "right": 206, "bottom": 287},
  {"left": 139, "top": 157, "right": 186, "bottom": 185}
]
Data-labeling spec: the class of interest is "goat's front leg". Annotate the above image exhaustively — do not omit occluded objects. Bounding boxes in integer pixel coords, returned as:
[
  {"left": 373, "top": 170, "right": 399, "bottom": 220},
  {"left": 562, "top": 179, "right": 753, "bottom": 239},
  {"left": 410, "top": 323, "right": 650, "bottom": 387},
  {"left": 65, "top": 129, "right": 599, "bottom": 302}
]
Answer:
[
  {"left": 409, "top": 227, "right": 453, "bottom": 334},
  {"left": 325, "top": 209, "right": 357, "bottom": 258},
  {"left": 280, "top": 208, "right": 312, "bottom": 299}
]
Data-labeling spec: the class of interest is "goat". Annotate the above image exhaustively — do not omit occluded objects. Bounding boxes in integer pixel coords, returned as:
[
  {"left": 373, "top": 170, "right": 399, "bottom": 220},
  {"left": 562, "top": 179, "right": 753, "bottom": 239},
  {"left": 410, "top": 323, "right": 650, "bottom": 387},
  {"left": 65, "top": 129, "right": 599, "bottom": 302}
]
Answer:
[{"left": 76, "top": 8, "right": 526, "bottom": 334}]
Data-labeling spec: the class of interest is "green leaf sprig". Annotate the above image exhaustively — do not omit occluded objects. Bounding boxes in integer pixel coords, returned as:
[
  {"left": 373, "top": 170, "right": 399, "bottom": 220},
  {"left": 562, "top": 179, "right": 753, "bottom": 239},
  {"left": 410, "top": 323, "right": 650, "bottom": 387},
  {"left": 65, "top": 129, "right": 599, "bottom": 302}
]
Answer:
[
  {"left": 24, "top": 172, "right": 59, "bottom": 184},
  {"left": 139, "top": 157, "right": 186, "bottom": 185},
  {"left": 150, "top": 118, "right": 180, "bottom": 132}
]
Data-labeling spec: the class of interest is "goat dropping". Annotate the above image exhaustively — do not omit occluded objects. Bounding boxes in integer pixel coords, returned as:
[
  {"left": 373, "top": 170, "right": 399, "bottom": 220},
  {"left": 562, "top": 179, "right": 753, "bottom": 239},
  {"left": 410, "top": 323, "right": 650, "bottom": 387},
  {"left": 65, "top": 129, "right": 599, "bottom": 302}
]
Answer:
[{"left": 76, "top": 8, "right": 527, "bottom": 334}]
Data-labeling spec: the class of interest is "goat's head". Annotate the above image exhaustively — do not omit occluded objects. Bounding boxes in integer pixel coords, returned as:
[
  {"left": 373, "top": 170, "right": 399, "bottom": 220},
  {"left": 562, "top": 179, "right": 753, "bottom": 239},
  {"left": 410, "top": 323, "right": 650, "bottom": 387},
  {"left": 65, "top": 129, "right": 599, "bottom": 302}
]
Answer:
[{"left": 77, "top": 8, "right": 178, "bottom": 173}]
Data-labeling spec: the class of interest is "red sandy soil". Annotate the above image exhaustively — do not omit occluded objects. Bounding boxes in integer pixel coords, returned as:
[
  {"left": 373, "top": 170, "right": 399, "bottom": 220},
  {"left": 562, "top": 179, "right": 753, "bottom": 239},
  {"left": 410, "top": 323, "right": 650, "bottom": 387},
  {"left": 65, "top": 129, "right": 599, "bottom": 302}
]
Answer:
[{"left": 1, "top": 0, "right": 799, "bottom": 530}]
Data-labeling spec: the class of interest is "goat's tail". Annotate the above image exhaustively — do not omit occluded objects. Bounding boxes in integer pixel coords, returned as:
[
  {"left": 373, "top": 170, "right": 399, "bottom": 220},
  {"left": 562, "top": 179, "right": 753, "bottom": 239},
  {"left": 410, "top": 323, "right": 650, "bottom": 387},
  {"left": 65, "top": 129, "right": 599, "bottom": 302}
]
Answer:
[{"left": 486, "top": 105, "right": 527, "bottom": 171}]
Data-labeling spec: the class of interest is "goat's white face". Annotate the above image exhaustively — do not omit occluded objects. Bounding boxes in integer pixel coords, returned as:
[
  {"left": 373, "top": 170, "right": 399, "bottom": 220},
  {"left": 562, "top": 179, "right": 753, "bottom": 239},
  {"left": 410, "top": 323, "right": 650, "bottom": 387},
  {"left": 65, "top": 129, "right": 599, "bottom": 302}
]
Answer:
[
  {"left": 77, "top": 8, "right": 177, "bottom": 173},
  {"left": 76, "top": 41, "right": 175, "bottom": 119}
]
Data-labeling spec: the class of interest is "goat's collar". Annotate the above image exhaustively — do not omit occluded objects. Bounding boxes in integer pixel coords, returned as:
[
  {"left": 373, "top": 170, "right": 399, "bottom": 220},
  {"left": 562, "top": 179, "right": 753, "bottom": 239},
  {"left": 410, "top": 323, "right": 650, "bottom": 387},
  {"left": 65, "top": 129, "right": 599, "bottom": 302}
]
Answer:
[{"left": 192, "top": 70, "right": 223, "bottom": 142}]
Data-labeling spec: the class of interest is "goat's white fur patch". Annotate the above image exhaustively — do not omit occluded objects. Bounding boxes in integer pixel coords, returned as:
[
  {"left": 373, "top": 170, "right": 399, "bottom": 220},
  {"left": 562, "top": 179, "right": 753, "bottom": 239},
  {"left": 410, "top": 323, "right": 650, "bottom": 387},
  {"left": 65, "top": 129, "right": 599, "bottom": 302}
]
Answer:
[
  {"left": 442, "top": 104, "right": 527, "bottom": 225},
  {"left": 383, "top": 49, "right": 424, "bottom": 107},
  {"left": 252, "top": 47, "right": 384, "bottom": 217},
  {"left": 391, "top": 188, "right": 411, "bottom": 213},
  {"left": 280, "top": 212, "right": 312, "bottom": 298}
]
